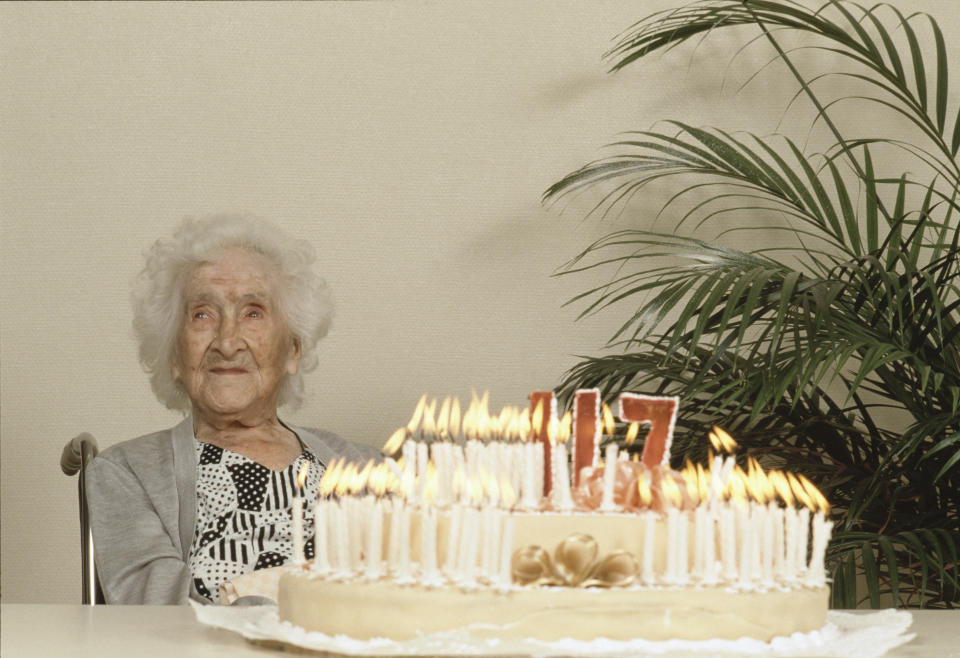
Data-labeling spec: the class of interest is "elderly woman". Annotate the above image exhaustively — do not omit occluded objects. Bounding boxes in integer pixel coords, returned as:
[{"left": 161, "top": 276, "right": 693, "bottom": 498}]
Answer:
[{"left": 86, "top": 214, "right": 377, "bottom": 605}]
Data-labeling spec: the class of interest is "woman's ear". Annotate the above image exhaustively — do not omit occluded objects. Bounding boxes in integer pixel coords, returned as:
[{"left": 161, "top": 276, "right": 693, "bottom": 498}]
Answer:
[{"left": 286, "top": 336, "right": 302, "bottom": 375}]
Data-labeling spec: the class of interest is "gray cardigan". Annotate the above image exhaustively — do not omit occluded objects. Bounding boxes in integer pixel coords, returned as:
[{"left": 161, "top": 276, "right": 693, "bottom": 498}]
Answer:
[{"left": 85, "top": 416, "right": 378, "bottom": 605}]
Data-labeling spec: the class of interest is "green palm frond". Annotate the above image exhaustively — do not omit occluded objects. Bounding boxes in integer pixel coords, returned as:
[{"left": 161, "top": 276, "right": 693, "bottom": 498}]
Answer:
[{"left": 548, "top": 0, "right": 959, "bottom": 608}]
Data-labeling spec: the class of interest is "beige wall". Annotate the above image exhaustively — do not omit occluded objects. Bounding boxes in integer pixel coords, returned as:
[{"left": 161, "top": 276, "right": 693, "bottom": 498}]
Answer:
[{"left": 2, "top": 1, "right": 956, "bottom": 603}]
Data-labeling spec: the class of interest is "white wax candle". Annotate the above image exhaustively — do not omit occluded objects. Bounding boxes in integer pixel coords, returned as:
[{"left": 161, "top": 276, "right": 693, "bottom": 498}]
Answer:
[
  {"left": 519, "top": 443, "right": 538, "bottom": 509},
  {"left": 444, "top": 504, "right": 463, "bottom": 577},
  {"left": 417, "top": 441, "right": 429, "bottom": 503},
  {"left": 665, "top": 507, "right": 679, "bottom": 583},
  {"left": 677, "top": 510, "right": 689, "bottom": 584},
  {"left": 600, "top": 443, "right": 619, "bottom": 511},
  {"left": 480, "top": 507, "right": 494, "bottom": 579},
  {"left": 458, "top": 507, "right": 480, "bottom": 587},
  {"left": 749, "top": 504, "right": 762, "bottom": 584},
  {"left": 498, "top": 514, "right": 516, "bottom": 588},
  {"left": 335, "top": 501, "right": 350, "bottom": 576},
  {"left": 806, "top": 511, "right": 833, "bottom": 587},
  {"left": 387, "top": 498, "right": 402, "bottom": 574},
  {"left": 365, "top": 499, "right": 383, "bottom": 579},
  {"left": 553, "top": 442, "right": 574, "bottom": 511},
  {"left": 421, "top": 506, "right": 442, "bottom": 586},
  {"left": 720, "top": 503, "right": 737, "bottom": 582},
  {"left": 761, "top": 504, "right": 775, "bottom": 586},
  {"left": 702, "top": 506, "right": 718, "bottom": 584},
  {"left": 784, "top": 507, "right": 798, "bottom": 581},
  {"left": 291, "top": 492, "right": 305, "bottom": 565},
  {"left": 312, "top": 500, "right": 330, "bottom": 573},
  {"left": 396, "top": 503, "right": 413, "bottom": 583},
  {"left": 642, "top": 512, "right": 656, "bottom": 585},
  {"left": 737, "top": 503, "right": 752, "bottom": 588},
  {"left": 797, "top": 507, "right": 810, "bottom": 578},
  {"left": 694, "top": 505, "right": 706, "bottom": 577},
  {"left": 402, "top": 440, "right": 417, "bottom": 503},
  {"left": 772, "top": 504, "right": 785, "bottom": 580},
  {"left": 349, "top": 498, "right": 366, "bottom": 571},
  {"left": 534, "top": 443, "right": 544, "bottom": 502}
]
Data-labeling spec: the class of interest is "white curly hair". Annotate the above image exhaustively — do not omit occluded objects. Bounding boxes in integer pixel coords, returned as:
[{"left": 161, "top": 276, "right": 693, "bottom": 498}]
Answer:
[{"left": 132, "top": 213, "right": 333, "bottom": 412}]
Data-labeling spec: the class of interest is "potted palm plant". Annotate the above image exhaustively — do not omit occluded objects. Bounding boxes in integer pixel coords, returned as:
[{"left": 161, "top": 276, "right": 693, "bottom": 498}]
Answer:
[{"left": 545, "top": 0, "right": 958, "bottom": 608}]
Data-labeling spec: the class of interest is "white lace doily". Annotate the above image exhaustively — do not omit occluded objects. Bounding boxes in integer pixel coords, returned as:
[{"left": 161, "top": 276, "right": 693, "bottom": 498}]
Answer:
[{"left": 192, "top": 601, "right": 915, "bottom": 657}]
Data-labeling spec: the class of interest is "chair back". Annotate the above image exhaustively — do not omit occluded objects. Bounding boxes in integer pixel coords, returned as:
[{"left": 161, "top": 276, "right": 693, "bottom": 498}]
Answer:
[{"left": 61, "top": 433, "right": 105, "bottom": 604}]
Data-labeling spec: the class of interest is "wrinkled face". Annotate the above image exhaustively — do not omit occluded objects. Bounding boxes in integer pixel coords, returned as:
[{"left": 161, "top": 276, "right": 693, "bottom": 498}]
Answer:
[{"left": 172, "top": 248, "right": 301, "bottom": 420}]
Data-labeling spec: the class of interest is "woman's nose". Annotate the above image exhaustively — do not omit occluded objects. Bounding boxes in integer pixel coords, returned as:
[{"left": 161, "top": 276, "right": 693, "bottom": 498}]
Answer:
[{"left": 213, "top": 318, "right": 243, "bottom": 357}]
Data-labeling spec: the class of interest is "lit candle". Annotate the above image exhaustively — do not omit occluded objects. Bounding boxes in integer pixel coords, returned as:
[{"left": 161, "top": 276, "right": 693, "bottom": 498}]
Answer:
[
  {"left": 797, "top": 507, "right": 810, "bottom": 579},
  {"left": 444, "top": 504, "right": 463, "bottom": 577},
  {"left": 720, "top": 503, "right": 737, "bottom": 582},
  {"left": 702, "top": 507, "right": 718, "bottom": 584},
  {"left": 519, "top": 442, "right": 539, "bottom": 509},
  {"left": 498, "top": 514, "right": 515, "bottom": 589},
  {"left": 387, "top": 498, "right": 402, "bottom": 574},
  {"left": 783, "top": 506, "right": 798, "bottom": 581},
  {"left": 553, "top": 441, "right": 574, "bottom": 511},
  {"left": 291, "top": 462, "right": 309, "bottom": 565},
  {"left": 737, "top": 503, "right": 753, "bottom": 588},
  {"left": 771, "top": 504, "right": 785, "bottom": 581},
  {"left": 642, "top": 511, "right": 656, "bottom": 585},
  {"left": 458, "top": 506, "right": 480, "bottom": 587},
  {"left": 312, "top": 499, "right": 330, "bottom": 574},
  {"left": 396, "top": 502, "right": 413, "bottom": 583},
  {"left": 761, "top": 504, "right": 775, "bottom": 586},
  {"left": 365, "top": 498, "right": 383, "bottom": 579},
  {"left": 334, "top": 501, "right": 350, "bottom": 576},
  {"left": 420, "top": 505, "right": 442, "bottom": 586},
  {"left": 600, "top": 443, "right": 619, "bottom": 511},
  {"left": 694, "top": 504, "right": 706, "bottom": 578},
  {"left": 349, "top": 497, "right": 365, "bottom": 571},
  {"left": 665, "top": 507, "right": 680, "bottom": 582},
  {"left": 806, "top": 511, "right": 833, "bottom": 587},
  {"left": 676, "top": 510, "right": 690, "bottom": 583}
]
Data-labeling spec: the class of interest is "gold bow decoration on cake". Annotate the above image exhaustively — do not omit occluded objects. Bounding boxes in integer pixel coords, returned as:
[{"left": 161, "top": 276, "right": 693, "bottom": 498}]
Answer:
[{"left": 511, "top": 533, "right": 638, "bottom": 588}]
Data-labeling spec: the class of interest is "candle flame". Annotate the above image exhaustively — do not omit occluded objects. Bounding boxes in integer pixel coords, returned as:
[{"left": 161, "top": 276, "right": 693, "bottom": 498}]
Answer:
[
  {"left": 518, "top": 408, "right": 531, "bottom": 442},
  {"left": 786, "top": 471, "right": 813, "bottom": 509},
  {"left": 601, "top": 403, "right": 616, "bottom": 437},
  {"left": 559, "top": 410, "right": 573, "bottom": 443},
  {"left": 421, "top": 397, "right": 438, "bottom": 439},
  {"left": 319, "top": 457, "right": 345, "bottom": 497},
  {"left": 661, "top": 473, "right": 683, "bottom": 509},
  {"left": 531, "top": 399, "right": 545, "bottom": 441},
  {"left": 725, "top": 464, "right": 748, "bottom": 502},
  {"left": 407, "top": 394, "right": 427, "bottom": 434},
  {"left": 449, "top": 397, "right": 462, "bottom": 440},
  {"left": 798, "top": 473, "right": 831, "bottom": 514},
  {"left": 637, "top": 472, "right": 653, "bottom": 507},
  {"left": 437, "top": 396, "right": 451, "bottom": 440},
  {"left": 382, "top": 427, "right": 406, "bottom": 456},
  {"left": 681, "top": 459, "right": 699, "bottom": 502},
  {"left": 624, "top": 422, "right": 640, "bottom": 445},
  {"left": 708, "top": 426, "right": 738, "bottom": 453},
  {"left": 547, "top": 415, "right": 560, "bottom": 445},
  {"left": 696, "top": 462, "right": 709, "bottom": 502},
  {"left": 296, "top": 461, "right": 309, "bottom": 489},
  {"left": 768, "top": 469, "right": 794, "bottom": 507}
]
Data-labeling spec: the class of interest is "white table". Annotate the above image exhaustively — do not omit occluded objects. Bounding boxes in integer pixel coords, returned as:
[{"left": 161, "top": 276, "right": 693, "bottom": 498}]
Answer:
[{"left": 2, "top": 604, "right": 958, "bottom": 657}]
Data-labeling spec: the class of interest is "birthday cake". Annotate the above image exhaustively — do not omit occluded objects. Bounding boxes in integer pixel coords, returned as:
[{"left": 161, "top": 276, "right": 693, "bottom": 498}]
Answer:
[{"left": 278, "top": 390, "right": 833, "bottom": 643}]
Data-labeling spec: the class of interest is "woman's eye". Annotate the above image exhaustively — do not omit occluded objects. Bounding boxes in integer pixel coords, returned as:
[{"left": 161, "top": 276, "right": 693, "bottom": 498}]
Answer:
[
  {"left": 192, "top": 311, "right": 209, "bottom": 320},
  {"left": 247, "top": 309, "right": 263, "bottom": 318}
]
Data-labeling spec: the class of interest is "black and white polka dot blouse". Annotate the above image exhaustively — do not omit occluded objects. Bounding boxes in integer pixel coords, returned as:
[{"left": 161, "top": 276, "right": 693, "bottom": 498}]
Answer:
[{"left": 189, "top": 439, "right": 323, "bottom": 603}]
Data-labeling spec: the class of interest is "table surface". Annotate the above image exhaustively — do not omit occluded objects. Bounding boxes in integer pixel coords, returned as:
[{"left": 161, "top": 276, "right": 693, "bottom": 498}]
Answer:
[{"left": 2, "top": 604, "right": 958, "bottom": 657}]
